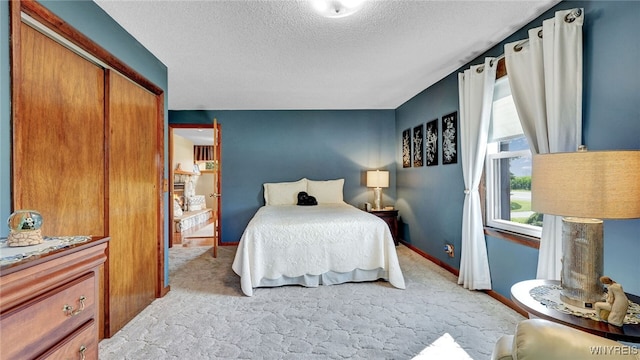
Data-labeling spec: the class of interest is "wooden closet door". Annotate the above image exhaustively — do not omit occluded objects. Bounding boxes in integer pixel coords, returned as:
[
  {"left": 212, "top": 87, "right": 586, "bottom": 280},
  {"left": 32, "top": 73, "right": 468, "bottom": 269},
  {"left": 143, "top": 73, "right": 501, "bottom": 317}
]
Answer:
[
  {"left": 107, "top": 71, "right": 160, "bottom": 335},
  {"left": 14, "top": 22, "right": 105, "bottom": 236}
]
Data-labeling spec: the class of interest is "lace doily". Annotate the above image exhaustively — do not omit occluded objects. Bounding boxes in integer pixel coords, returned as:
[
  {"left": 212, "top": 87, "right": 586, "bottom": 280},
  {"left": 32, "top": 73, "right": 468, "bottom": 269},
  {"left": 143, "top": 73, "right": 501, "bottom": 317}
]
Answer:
[
  {"left": 0, "top": 236, "right": 91, "bottom": 266},
  {"left": 530, "top": 284, "right": 640, "bottom": 325}
]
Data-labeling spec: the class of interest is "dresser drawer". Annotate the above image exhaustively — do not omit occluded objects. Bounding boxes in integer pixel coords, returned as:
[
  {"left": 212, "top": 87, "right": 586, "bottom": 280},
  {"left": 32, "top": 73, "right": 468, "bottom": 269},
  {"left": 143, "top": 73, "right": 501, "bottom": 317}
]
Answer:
[
  {"left": 38, "top": 320, "right": 97, "bottom": 360},
  {"left": 0, "top": 273, "right": 96, "bottom": 360}
]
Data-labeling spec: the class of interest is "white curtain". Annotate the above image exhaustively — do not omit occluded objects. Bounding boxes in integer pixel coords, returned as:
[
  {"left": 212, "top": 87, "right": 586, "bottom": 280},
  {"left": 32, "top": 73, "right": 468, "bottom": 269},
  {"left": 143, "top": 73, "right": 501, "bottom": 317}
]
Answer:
[
  {"left": 505, "top": 8, "right": 583, "bottom": 280},
  {"left": 458, "top": 57, "right": 496, "bottom": 290}
]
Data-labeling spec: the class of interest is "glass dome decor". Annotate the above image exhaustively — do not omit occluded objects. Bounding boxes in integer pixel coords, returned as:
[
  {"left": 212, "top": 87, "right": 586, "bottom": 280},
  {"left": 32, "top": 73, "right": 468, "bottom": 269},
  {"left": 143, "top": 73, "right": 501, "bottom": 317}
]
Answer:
[{"left": 7, "top": 210, "right": 43, "bottom": 247}]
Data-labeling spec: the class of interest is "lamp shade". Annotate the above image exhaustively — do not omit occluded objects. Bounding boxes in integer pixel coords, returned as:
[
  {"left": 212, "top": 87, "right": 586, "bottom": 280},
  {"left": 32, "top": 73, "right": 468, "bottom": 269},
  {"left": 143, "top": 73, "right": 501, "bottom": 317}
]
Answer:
[
  {"left": 366, "top": 170, "right": 389, "bottom": 188},
  {"left": 531, "top": 150, "right": 640, "bottom": 219}
]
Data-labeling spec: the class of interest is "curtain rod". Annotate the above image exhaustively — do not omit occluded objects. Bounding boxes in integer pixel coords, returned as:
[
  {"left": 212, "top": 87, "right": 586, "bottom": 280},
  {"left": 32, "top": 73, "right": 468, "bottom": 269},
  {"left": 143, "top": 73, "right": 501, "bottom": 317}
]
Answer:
[
  {"left": 491, "top": 54, "right": 505, "bottom": 66},
  {"left": 475, "top": 55, "right": 504, "bottom": 73},
  {"left": 474, "top": 8, "right": 582, "bottom": 74},
  {"left": 489, "top": 8, "right": 583, "bottom": 66}
]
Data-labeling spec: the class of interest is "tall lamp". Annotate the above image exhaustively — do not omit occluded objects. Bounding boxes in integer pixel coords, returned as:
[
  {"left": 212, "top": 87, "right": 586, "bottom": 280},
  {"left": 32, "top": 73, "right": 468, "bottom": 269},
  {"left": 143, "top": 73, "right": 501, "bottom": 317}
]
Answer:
[
  {"left": 366, "top": 170, "right": 389, "bottom": 211},
  {"left": 531, "top": 147, "right": 640, "bottom": 308}
]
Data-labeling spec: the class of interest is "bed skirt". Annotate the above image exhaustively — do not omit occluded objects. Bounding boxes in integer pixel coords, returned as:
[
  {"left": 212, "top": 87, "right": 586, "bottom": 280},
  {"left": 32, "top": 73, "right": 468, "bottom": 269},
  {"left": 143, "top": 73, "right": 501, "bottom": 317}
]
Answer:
[{"left": 256, "top": 268, "right": 390, "bottom": 288}]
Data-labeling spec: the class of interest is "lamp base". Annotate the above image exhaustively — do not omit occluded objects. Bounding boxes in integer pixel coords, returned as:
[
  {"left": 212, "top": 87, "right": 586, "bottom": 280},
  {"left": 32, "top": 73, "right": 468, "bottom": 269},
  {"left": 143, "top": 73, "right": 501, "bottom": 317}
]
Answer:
[
  {"left": 373, "top": 187, "right": 383, "bottom": 210},
  {"left": 560, "top": 217, "right": 605, "bottom": 309},
  {"left": 560, "top": 293, "right": 600, "bottom": 309}
]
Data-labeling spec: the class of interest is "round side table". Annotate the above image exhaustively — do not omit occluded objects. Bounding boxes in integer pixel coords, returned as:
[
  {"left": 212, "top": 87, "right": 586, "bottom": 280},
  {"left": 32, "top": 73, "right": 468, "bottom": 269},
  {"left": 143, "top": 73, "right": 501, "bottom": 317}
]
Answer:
[{"left": 511, "top": 279, "right": 640, "bottom": 343}]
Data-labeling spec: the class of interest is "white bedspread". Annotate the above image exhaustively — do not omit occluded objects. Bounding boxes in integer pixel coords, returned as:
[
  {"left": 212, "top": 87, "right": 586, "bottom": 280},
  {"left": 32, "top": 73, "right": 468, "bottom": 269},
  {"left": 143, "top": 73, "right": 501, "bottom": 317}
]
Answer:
[{"left": 232, "top": 203, "right": 405, "bottom": 296}]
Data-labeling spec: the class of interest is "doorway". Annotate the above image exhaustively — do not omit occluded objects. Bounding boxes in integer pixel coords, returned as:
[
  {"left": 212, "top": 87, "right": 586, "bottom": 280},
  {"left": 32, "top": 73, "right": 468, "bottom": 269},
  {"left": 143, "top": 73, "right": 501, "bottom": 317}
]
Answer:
[{"left": 169, "top": 123, "right": 221, "bottom": 257}]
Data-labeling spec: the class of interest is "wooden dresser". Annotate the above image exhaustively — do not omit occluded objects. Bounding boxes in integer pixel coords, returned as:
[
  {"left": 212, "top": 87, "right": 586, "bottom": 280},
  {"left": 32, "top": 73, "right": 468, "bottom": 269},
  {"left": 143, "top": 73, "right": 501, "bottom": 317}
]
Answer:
[{"left": 0, "top": 237, "right": 108, "bottom": 360}]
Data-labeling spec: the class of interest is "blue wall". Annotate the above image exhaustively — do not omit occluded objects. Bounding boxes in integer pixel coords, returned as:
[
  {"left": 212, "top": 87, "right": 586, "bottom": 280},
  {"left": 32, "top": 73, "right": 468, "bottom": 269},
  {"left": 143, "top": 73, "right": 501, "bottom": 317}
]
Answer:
[
  {"left": 0, "top": 0, "right": 171, "bottom": 286},
  {"left": 170, "top": 110, "right": 397, "bottom": 243},
  {"left": 1, "top": 2, "right": 10, "bottom": 232},
  {"left": 395, "top": 0, "right": 640, "bottom": 297}
]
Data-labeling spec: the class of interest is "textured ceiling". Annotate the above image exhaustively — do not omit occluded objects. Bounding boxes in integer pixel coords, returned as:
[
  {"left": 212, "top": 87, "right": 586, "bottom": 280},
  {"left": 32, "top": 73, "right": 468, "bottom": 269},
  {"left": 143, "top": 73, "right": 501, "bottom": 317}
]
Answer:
[{"left": 94, "top": 0, "right": 560, "bottom": 110}]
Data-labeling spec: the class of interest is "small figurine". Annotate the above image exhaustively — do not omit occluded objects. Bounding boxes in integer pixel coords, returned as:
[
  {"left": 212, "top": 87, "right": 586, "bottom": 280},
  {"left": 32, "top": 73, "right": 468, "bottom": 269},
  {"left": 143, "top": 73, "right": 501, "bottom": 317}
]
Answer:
[
  {"left": 7, "top": 210, "right": 44, "bottom": 247},
  {"left": 20, "top": 215, "right": 36, "bottom": 230},
  {"left": 594, "top": 276, "right": 629, "bottom": 327}
]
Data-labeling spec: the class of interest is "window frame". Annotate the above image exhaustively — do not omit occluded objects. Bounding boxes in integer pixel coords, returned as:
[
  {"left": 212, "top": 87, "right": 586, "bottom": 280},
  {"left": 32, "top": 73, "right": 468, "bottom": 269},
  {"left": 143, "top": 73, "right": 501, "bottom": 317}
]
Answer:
[
  {"left": 485, "top": 142, "right": 541, "bottom": 238},
  {"left": 483, "top": 58, "right": 542, "bottom": 240}
]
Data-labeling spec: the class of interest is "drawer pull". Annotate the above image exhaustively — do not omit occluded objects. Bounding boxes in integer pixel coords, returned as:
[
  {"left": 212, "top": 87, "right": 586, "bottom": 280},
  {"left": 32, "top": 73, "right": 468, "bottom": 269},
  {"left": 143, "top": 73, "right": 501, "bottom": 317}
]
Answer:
[
  {"left": 79, "top": 345, "right": 87, "bottom": 360},
  {"left": 62, "top": 295, "right": 86, "bottom": 316}
]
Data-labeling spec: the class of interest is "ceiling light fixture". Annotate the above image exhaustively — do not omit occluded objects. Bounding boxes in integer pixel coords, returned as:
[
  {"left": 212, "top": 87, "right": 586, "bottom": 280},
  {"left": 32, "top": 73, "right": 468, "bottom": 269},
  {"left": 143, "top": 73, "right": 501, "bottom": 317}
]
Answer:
[{"left": 312, "top": 0, "right": 366, "bottom": 18}]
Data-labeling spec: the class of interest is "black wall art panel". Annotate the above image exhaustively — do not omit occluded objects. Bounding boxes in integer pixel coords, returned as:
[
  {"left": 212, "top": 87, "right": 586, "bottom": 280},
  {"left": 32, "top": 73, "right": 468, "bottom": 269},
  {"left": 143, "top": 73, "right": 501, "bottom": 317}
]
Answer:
[
  {"left": 442, "top": 111, "right": 458, "bottom": 165},
  {"left": 413, "top": 124, "right": 424, "bottom": 167},
  {"left": 402, "top": 128, "right": 412, "bottom": 168},
  {"left": 426, "top": 119, "right": 438, "bottom": 166}
]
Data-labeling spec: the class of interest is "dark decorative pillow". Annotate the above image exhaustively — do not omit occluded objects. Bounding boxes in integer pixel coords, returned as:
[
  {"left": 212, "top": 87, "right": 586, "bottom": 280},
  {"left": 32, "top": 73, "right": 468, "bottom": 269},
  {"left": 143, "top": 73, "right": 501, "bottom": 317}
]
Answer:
[{"left": 297, "top": 191, "right": 317, "bottom": 206}]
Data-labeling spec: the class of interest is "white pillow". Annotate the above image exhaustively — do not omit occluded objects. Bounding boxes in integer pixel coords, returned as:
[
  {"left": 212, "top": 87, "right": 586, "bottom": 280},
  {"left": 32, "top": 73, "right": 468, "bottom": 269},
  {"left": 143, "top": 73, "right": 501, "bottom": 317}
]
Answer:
[
  {"left": 173, "top": 198, "right": 183, "bottom": 217},
  {"left": 307, "top": 178, "right": 344, "bottom": 204},
  {"left": 263, "top": 178, "right": 308, "bottom": 205}
]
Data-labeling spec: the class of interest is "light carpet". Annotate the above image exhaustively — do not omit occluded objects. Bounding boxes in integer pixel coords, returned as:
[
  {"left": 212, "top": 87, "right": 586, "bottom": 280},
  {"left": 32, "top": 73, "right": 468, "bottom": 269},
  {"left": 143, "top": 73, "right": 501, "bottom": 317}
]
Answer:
[{"left": 98, "top": 245, "right": 524, "bottom": 359}]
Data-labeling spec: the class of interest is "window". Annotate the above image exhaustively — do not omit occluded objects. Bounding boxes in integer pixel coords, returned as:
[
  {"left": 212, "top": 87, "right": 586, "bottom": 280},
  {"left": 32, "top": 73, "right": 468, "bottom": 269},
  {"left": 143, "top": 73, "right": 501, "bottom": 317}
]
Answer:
[{"left": 485, "top": 76, "right": 542, "bottom": 238}]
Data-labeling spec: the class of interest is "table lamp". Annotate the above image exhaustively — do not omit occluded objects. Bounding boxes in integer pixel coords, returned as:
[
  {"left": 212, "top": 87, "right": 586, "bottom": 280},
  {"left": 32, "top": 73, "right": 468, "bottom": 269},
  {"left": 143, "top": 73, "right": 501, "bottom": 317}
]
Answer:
[
  {"left": 366, "top": 170, "right": 389, "bottom": 211},
  {"left": 531, "top": 147, "right": 640, "bottom": 308}
]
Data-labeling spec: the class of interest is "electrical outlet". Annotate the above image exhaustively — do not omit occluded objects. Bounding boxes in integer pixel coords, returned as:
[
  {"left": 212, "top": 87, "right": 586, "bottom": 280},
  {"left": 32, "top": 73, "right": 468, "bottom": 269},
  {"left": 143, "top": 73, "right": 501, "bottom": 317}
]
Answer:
[{"left": 444, "top": 244, "right": 455, "bottom": 258}]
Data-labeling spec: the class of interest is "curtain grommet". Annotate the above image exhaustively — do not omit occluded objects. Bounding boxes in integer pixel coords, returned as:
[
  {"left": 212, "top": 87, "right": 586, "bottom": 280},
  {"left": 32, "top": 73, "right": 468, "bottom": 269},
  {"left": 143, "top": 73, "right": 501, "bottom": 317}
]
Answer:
[{"left": 564, "top": 8, "right": 582, "bottom": 23}]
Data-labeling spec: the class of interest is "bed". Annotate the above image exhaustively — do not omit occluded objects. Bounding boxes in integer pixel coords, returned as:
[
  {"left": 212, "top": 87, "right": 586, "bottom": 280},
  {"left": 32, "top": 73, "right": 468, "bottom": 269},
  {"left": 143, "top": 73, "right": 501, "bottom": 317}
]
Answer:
[{"left": 231, "top": 178, "right": 405, "bottom": 296}]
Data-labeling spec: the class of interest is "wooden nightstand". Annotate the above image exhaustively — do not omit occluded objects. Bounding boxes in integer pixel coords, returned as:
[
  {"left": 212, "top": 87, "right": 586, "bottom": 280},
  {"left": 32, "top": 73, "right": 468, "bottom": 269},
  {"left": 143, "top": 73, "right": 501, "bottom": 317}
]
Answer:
[{"left": 370, "top": 209, "right": 399, "bottom": 245}]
